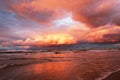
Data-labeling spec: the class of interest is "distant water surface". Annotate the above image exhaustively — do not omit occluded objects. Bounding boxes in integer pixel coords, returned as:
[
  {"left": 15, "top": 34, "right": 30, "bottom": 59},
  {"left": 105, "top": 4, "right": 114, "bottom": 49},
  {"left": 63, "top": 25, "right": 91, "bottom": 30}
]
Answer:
[{"left": 0, "top": 50, "right": 120, "bottom": 80}]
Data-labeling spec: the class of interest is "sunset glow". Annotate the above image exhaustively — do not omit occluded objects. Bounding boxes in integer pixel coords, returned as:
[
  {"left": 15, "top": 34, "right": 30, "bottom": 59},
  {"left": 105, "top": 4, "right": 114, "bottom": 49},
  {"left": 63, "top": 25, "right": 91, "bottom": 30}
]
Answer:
[
  {"left": 0, "top": 1, "right": 120, "bottom": 80},
  {"left": 0, "top": 0, "right": 120, "bottom": 49},
  {"left": 33, "top": 33, "right": 77, "bottom": 45}
]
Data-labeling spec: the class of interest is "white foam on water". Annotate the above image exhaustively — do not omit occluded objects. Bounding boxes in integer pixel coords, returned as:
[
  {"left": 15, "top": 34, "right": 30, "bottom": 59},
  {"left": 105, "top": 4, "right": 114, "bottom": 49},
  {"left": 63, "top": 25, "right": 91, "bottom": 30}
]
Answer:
[
  {"left": 0, "top": 64, "right": 9, "bottom": 70},
  {"left": 95, "top": 68, "right": 120, "bottom": 80},
  {"left": 0, "top": 62, "right": 32, "bottom": 70}
]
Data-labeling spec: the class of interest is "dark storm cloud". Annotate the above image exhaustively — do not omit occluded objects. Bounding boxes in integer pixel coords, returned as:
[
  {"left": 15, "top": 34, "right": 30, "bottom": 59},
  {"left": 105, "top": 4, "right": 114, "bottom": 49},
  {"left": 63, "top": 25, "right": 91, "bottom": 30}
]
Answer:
[{"left": 103, "top": 33, "right": 120, "bottom": 42}]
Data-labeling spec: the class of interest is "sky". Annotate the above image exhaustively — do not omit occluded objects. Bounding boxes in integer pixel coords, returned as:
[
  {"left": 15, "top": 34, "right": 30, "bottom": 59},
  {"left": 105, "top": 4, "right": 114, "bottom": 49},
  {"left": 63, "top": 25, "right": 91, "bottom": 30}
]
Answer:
[{"left": 0, "top": 0, "right": 120, "bottom": 49}]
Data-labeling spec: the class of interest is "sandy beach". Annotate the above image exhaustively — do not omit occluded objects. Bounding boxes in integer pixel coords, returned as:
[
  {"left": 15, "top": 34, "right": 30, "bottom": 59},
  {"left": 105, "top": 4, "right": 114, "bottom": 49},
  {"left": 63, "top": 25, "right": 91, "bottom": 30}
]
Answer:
[
  {"left": 102, "top": 70, "right": 120, "bottom": 80},
  {"left": 0, "top": 50, "right": 120, "bottom": 80}
]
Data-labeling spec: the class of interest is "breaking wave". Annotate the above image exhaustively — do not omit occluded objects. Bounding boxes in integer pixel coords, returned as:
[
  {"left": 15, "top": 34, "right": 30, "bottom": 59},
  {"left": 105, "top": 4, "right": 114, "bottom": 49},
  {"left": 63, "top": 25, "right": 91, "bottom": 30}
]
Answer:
[{"left": 96, "top": 68, "right": 120, "bottom": 80}]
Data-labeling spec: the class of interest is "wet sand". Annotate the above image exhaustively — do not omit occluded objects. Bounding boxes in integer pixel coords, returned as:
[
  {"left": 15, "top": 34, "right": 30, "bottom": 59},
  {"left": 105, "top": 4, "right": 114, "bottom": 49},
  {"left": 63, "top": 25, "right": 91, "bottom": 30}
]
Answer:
[
  {"left": 103, "top": 70, "right": 120, "bottom": 80},
  {"left": 0, "top": 50, "right": 120, "bottom": 80}
]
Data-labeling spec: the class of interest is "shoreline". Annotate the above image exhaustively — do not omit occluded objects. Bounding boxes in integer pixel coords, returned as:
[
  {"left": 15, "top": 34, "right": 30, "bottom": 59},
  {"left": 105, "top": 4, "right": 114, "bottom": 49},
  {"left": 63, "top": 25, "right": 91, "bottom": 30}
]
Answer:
[
  {"left": 0, "top": 50, "right": 120, "bottom": 80},
  {"left": 103, "top": 70, "right": 120, "bottom": 80}
]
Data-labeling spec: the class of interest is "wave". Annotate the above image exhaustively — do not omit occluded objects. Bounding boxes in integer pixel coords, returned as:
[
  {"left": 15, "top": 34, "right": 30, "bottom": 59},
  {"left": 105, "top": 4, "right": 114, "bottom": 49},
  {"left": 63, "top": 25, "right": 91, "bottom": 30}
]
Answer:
[
  {"left": 95, "top": 68, "right": 120, "bottom": 80},
  {"left": 0, "top": 62, "right": 33, "bottom": 70},
  {"left": 0, "top": 58, "right": 53, "bottom": 70}
]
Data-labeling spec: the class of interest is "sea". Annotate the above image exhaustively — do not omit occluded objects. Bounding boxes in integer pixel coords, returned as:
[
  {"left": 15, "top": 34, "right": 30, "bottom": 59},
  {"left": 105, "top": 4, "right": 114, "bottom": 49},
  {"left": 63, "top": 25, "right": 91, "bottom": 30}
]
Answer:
[{"left": 0, "top": 50, "right": 120, "bottom": 80}]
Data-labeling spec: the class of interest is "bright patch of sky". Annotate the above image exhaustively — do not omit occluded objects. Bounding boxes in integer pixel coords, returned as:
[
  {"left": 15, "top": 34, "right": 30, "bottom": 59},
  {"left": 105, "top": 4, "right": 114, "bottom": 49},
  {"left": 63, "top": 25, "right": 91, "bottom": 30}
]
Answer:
[{"left": 53, "top": 13, "right": 80, "bottom": 27}]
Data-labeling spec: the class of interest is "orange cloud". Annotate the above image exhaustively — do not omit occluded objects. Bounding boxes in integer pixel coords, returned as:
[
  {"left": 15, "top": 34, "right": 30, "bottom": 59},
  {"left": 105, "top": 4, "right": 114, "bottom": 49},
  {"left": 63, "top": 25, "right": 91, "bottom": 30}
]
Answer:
[
  {"left": 1, "top": 0, "right": 120, "bottom": 48},
  {"left": 12, "top": 0, "right": 120, "bottom": 27},
  {"left": 2, "top": 24, "right": 120, "bottom": 47}
]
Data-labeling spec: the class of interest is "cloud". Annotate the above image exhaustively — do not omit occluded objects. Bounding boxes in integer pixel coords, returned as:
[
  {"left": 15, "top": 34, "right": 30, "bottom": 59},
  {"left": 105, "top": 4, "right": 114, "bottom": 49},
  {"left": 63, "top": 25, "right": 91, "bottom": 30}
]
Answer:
[
  {"left": 72, "top": 0, "right": 120, "bottom": 27},
  {"left": 1, "top": 0, "right": 120, "bottom": 26},
  {"left": 10, "top": 0, "right": 120, "bottom": 27},
  {"left": 1, "top": 0, "right": 120, "bottom": 49},
  {"left": 83, "top": 25, "right": 120, "bottom": 42}
]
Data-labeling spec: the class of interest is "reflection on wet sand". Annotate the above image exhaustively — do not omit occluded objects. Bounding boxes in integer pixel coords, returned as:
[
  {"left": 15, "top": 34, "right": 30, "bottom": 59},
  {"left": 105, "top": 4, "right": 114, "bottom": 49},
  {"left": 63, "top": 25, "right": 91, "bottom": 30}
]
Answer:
[
  {"left": 30, "top": 57, "right": 120, "bottom": 80},
  {"left": 31, "top": 62, "right": 76, "bottom": 80},
  {"left": 0, "top": 51, "right": 120, "bottom": 80}
]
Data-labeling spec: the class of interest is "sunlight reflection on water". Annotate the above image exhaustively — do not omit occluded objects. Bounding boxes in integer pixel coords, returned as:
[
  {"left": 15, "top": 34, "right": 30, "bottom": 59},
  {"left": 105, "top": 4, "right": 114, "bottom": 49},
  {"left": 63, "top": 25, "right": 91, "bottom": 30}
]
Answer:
[{"left": 0, "top": 50, "right": 120, "bottom": 80}]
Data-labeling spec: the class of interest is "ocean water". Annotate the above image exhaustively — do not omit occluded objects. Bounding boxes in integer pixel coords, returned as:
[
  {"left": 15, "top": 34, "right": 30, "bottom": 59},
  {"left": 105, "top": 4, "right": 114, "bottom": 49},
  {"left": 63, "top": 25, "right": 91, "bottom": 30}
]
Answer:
[{"left": 0, "top": 50, "right": 120, "bottom": 80}]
